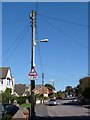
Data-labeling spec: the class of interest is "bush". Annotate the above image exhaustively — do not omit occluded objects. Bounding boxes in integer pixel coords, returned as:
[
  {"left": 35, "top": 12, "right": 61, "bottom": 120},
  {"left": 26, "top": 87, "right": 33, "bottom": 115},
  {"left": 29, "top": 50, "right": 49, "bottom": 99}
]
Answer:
[
  {"left": 1, "top": 114, "right": 12, "bottom": 120},
  {"left": 83, "top": 87, "right": 90, "bottom": 99},
  {"left": 16, "top": 96, "right": 30, "bottom": 105}
]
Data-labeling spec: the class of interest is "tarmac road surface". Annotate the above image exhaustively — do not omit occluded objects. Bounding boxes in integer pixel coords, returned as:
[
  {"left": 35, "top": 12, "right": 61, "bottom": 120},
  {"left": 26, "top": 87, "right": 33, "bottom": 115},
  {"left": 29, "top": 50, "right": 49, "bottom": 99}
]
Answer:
[{"left": 34, "top": 99, "right": 90, "bottom": 120}]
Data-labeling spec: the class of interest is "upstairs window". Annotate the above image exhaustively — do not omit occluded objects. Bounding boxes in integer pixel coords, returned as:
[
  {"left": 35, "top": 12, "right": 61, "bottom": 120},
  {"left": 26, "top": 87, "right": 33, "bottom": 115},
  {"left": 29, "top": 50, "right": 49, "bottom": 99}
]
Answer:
[
  {"left": 0, "top": 80, "right": 3, "bottom": 85},
  {"left": 1, "top": 80, "right": 3, "bottom": 84},
  {"left": 7, "top": 80, "right": 10, "bottom": 86}
]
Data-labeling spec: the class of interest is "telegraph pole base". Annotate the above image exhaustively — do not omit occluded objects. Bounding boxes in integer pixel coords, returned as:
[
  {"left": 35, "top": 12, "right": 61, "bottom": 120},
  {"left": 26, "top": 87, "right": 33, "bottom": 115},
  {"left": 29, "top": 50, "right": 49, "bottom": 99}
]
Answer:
[{"left": 30, "top": 114, "right": 36, "bottom": 120}]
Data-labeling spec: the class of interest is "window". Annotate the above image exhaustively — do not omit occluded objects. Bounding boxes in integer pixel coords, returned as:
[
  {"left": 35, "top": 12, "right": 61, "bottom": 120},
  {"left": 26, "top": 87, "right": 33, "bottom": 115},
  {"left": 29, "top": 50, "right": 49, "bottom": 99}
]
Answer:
[
  {"left": 1, "top": 80, "right": 3, "bottom": 84},
  {"left": 7, "top": 80, "right": 10, "bottom": 86},
  {"left": 0, "top": 80, "right": 3, "bottom": 85}
]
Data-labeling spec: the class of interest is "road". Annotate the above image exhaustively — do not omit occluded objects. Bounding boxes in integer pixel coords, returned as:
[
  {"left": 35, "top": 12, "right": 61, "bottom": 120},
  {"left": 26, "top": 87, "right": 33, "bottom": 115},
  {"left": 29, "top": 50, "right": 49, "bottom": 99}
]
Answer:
[
  {"left": 34, "top": 99, "right": 90, "bottom": 120},
  {"left": 47, "top": 99, "right": 89, "bottom": 117}
]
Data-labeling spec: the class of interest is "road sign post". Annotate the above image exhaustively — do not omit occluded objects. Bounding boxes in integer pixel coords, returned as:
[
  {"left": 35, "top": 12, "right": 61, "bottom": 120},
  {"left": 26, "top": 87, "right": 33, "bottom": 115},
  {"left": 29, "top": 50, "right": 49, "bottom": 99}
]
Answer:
[{"left": 28, "top": 67, "right": 38, "bottom": 118}]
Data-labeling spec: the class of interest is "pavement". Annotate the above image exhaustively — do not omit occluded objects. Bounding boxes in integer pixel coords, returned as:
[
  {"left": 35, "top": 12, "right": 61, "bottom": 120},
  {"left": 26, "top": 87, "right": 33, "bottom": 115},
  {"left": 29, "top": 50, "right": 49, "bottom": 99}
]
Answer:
[{"left": 36, "top": 103, "right": 49, "bottom": 117}]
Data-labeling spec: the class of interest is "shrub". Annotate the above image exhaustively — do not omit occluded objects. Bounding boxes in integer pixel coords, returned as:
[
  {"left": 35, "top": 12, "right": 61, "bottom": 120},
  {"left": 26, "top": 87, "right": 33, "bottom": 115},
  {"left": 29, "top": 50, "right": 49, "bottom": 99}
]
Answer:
[
  {"left": 16, "top": 96, "right": 30, "bottom": 105},
  {"left": 83, "top": 87, "right": 90, "bottom": 99},
  {"left": 1, "top": 114, "right": 11, "bottom": 120}
]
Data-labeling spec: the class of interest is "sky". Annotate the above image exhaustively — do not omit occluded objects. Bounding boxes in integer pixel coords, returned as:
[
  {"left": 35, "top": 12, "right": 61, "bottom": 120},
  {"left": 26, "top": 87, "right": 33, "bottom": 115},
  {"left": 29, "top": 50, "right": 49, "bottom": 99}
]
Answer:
[{"left": 1, "top": 1, "right": 88, "bottom": 91}]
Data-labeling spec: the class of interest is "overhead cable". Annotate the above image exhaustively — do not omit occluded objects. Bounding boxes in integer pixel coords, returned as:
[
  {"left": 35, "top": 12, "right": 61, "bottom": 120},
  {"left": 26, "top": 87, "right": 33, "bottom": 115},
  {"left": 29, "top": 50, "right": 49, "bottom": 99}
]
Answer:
[
  {"left": 35, "top": 1, "right": 44, "bottom": 73},
  {"left": 2, "top": 22, "right": 31, "bottom": 58},
  {"left": 2, "top": 18, "right": 27, "bottom": 25},
  {"left": 38, "top": 14, "right": 89, "bottom": 28},
  {"left": 3, "top": 23, "right": 31, "bottom": 64},
  {"left": 40, "top": 17, "right": 88, "bottom": 49}
]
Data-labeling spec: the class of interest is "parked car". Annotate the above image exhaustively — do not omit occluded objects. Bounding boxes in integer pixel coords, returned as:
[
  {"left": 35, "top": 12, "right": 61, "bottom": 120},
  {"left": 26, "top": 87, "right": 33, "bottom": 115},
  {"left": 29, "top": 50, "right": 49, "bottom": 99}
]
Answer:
[
  {"left": 0, "top": 103, "right": 4, "bottom": 117},
  {"left": 0, "top": 103, "right": 4, "bottom": 112},
  {"left": 72, "top": 98, "right": 78, "bottom": 102},
  {"left": 4, "top": 104, "right": 19, "bottom": 116},
  {"left": 49, "top": 99, "right": 57, "bottom": 106}
]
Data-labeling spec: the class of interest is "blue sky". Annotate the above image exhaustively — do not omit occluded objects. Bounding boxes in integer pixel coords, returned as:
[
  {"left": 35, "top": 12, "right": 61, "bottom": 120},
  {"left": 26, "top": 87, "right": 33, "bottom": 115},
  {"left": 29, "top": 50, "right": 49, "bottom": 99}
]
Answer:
[{"left": 2, "top": 2, "right": 88, "bottom": 91}]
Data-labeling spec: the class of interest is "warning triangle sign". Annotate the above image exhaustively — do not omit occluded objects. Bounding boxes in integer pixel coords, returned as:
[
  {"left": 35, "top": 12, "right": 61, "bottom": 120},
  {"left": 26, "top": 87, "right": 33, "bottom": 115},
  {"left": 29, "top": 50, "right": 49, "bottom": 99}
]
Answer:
[{"left": 28, "top": 67, "right": 38, "bottom": 77}]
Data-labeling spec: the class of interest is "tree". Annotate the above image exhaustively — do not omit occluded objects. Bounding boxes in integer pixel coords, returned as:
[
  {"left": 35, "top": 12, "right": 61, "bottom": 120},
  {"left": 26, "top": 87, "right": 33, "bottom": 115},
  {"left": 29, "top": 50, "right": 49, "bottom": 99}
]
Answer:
[
  {"left": 79, "top": 77, "right": 90, "bottom": 96},
  {"left": 65, "top": 86, "right": 73, "bottom": 96},
  {"left": 2, "top": 88, "right": 13, "bottom": 103},
  {"left": 45, "top": 84, "right": 55, "bottom": 90},
  {"left": 73, "top": 85, "right": 79, "bottom": 96},
  {"left": 83, "top": 87, "right": 90, "bottom": 99},
  {"left": 56, "top": 91, "right": 65, "bottom": 98}
]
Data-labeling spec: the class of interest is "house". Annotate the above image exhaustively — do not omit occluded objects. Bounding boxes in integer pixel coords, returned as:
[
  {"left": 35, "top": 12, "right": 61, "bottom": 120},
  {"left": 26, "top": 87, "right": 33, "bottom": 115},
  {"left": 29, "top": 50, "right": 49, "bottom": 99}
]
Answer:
[
  {"left": 14, "top": 84, "right": 27, "bottom": 96},
  {"left": 33, "top": 84, "right": 42, "bottom": 94},
  {"left": 48, "top": 88, "right": 54, "bottom": 95},
  {"left": 14, "top": 84, "right": 50, "bottom": 97},
  {"left": 0, "top": 67, "right": 14, "bottom": 95},
  {"left": 34, "top": 84, "right": 49, "bottom": 97}
]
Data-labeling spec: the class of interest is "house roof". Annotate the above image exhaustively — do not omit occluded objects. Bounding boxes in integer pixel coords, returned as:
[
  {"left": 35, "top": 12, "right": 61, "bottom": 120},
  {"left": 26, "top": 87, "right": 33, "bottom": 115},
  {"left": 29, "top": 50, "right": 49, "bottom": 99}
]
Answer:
[
  {"left": 28, "top": 84, "right": 42, "bottom": 89},
  {"left": 14, "top": 84, "right": 27, "bottom": 95},
  {"left": 35, "top": 84, "right": 42, "bottom": 89},
  {"left": 34, "top": 85, "right": 49, "bottom": 94},
  {"left": 0, "top": 67, "right": 10, "bottom": 79}
]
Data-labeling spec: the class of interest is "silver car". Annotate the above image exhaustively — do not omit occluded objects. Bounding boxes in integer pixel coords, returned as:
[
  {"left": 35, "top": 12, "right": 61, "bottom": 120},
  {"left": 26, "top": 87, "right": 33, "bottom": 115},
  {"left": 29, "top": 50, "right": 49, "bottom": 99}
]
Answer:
[
  {"left": 49, "top": 99, "right": 57, "bottom": 106},
  {"left": 72, "top": 98, "right": 78, "bottom": 102}
]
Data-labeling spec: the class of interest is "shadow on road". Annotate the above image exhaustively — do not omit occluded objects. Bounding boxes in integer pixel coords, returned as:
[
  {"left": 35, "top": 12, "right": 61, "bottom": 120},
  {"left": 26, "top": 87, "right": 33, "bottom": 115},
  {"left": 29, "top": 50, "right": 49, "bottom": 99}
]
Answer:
[
  {"left": 29, "top": 116, "right": 90, "bottom": 120},
  {"left": 62, "top": 102, "right": 82, "bottom": 106}
]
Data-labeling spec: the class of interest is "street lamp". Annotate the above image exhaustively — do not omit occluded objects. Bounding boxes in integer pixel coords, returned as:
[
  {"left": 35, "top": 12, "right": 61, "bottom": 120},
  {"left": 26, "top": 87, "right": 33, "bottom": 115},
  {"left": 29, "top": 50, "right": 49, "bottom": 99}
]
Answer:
[
  {"left": 40, "top": 39, "right": 48, "bottom": 42},
  {"left": 34, "top": 39, "right": 48, "bottom": 46},
  {"left": 28, "top": 10, "right": 48, "bottom": 118}
]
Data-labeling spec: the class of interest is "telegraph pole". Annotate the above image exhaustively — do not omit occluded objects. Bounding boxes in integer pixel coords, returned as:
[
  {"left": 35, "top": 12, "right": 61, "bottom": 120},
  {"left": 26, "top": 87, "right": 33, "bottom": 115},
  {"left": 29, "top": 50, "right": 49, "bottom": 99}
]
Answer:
[
  {"left": 29, "top": 10, "right": 36, "bottom": 118},
  {"left": 42, "top": 73, "right": 44, "bottom": 103},
  {"left": 29, "top": 10, "right": 48, "bottom": 118}
]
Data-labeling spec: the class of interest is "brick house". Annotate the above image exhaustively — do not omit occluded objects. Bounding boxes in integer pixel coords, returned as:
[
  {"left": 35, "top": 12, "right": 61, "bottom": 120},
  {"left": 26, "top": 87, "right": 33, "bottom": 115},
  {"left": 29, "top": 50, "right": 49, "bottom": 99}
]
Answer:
[{"left": 34, "top": 85, "right": 49, "bottom": 97}]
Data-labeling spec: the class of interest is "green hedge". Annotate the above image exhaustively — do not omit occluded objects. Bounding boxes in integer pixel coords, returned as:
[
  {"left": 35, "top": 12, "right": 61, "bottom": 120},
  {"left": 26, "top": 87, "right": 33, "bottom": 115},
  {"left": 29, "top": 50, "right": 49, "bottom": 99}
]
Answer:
[{"left": 16, "top": 96, "right": 31, "bottom": 105}]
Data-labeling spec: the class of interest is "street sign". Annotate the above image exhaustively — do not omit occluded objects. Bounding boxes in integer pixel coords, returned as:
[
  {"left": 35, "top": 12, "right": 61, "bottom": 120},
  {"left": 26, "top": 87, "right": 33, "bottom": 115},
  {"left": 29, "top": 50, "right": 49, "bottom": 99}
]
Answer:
[{"left": 28, "top": 67, "right": 38, "bottom": 80}]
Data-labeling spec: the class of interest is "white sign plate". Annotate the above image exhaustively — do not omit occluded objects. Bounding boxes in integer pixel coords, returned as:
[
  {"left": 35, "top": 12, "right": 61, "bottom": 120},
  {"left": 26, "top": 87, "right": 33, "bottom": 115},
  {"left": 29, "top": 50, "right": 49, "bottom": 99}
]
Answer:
[{"left": 29, "top": 76, "right": 38, "bottom": 80}]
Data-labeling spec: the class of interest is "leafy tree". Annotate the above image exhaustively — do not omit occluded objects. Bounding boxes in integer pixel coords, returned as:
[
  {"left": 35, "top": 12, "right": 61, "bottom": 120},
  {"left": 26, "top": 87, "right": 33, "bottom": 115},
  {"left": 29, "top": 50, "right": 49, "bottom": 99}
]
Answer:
[
  {"left": 65, "top": 86, "right": 73, "bottom": 96},
  {"left": 73, "top": 85, "right": 80, "bottom": 96},
  {"left": 56, "top": 91, "right": 65, "bottom": 98},
  {"left": 79, "top": 77, "right": 90, "bottom": 96},
  {"left": 45, "top": 84, "right": 55, "bottom": 90},
  {"left": 82, "top": 87, "right": 90, "bottom": 99},
  {"left": 2, "top": 88, "right": 13, "bottom": 103}
]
